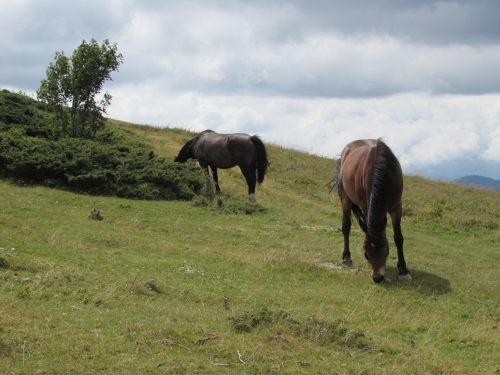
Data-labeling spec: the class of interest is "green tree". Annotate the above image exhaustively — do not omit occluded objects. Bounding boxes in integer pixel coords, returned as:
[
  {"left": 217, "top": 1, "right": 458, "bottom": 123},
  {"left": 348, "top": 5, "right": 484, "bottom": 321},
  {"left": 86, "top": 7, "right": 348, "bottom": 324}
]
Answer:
[{"left": 37, "top": 39, "right": 123, "bottom": 138}]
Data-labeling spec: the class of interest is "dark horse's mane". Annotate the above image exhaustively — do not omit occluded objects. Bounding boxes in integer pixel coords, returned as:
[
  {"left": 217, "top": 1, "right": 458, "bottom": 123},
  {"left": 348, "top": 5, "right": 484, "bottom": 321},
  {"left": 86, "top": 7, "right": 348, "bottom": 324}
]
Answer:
[{"left": 334, "top": 139, "right": 399, "bottom": 250}]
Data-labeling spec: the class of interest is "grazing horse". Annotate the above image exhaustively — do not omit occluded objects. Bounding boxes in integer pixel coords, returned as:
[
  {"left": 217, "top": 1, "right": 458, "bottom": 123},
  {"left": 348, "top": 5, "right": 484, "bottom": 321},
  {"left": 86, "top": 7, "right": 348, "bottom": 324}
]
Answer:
[
  {"left": 334, "top": 139, "right": 411, "bottom": 283},
  {"left": 174, "top": 130, "right": 269, "bottom": 202}
]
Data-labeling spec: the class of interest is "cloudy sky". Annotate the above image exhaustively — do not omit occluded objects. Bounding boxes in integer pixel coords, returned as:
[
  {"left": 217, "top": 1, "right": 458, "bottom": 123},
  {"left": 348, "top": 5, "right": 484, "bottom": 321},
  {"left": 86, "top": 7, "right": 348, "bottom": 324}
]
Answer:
[{"left": 2, "top": 0, "right": 500, "bottom": 180}]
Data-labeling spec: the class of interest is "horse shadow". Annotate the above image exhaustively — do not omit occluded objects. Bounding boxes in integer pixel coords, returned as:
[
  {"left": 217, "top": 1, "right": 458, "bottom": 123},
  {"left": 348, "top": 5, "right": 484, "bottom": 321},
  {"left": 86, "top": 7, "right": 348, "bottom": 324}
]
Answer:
[{"left": 382, "top": 266, "right": 451, "bottom": 295}]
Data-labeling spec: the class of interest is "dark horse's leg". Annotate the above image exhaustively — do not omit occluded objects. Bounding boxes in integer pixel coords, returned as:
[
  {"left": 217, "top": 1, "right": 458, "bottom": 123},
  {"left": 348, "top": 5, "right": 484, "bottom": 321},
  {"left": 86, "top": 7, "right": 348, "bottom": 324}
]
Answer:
[
  {"left": 239, "top": 164, "right": 257, "bottom": 203},
  {"left": 341, "top": 197, "right": 353, "bottom": 267},
  {"left": 198, "top": 160, "right": 220, "bottom": 193},
  {"left": 210, "top": 166, "right": 221, "bottom": 192},
  {"left": 198, "top": 159, "right": 220, "bottom": 192},
  {"left": 389, "top": 206, "right": 411, "bottom": 281}
]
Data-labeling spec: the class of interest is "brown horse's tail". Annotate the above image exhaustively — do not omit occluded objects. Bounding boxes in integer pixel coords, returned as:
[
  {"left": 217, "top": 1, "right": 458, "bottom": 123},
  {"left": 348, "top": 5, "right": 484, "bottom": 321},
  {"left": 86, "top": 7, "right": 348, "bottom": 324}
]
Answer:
[
  {"left": 352, "top": 204, "right": 368, "bottom": 233},
  {"left": 332, "top": 157, "right": 368, "bottom": 232},
  {"left": 250, "top": 135, "right": 270, "bottom": 184},
  {"left": 367, "top": 139, "right": 400, "bottom": 248}
]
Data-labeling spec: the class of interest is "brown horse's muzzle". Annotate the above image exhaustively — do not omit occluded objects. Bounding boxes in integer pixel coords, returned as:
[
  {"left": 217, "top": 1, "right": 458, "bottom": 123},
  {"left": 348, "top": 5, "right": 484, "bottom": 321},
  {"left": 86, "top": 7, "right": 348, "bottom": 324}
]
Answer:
[
  {"left": 364, "top": 238, "right": 388, "bottom": 284},
  {"left": 372, "top": 268, "right": 386, "bottom": 283}
]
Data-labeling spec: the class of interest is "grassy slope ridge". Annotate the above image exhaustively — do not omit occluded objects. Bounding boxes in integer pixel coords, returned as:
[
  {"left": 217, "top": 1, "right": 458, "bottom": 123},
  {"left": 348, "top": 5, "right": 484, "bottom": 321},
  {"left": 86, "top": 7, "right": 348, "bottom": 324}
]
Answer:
[{"left": 0, "top": 119, "right": 499, "bottom": 374}]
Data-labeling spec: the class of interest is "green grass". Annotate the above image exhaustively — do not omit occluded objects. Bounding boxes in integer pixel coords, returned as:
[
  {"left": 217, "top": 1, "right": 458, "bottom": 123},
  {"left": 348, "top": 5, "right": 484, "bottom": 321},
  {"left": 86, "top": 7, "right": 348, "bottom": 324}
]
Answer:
[{"left": 1, "top": 122, "right": 499, "bottom": 374}]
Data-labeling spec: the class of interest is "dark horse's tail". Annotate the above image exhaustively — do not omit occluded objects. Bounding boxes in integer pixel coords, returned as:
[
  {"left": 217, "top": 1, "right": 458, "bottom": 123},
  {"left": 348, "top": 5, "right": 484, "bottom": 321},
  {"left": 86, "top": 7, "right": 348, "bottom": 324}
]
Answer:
[
  {"left": 366, "top": 139, "right": 400, "bottom": 249},
  {"left": 250, "top": 135, "right": 270, "bottom": 184}
]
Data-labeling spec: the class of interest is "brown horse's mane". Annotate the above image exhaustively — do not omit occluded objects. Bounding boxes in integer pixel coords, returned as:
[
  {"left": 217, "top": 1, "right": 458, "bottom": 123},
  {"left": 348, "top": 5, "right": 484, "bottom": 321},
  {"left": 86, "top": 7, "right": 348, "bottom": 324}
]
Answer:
[{"left": 366, "top": 139, "right": 401, "bottom": 249}]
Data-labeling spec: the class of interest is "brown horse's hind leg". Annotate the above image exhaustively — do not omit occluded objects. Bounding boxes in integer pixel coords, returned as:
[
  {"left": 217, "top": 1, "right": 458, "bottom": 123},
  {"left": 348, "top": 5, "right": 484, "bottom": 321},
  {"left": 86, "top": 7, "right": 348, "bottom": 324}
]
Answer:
[
  {"left": 390, "top": 207, "right": 411, "bottom": 281},
  {"left": 341, "top": 198, "right": 354, "bottom": 268}
]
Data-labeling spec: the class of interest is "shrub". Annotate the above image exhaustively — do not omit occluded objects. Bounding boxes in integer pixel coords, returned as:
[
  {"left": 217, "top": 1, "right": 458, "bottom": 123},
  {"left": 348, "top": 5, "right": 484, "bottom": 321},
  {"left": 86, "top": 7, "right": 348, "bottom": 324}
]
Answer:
[
  {"left": 0, "top": 89, "right": 56, "bottom": 138},
  {"left": 0, "top": 90, "right": 203, "bottom": 200}
]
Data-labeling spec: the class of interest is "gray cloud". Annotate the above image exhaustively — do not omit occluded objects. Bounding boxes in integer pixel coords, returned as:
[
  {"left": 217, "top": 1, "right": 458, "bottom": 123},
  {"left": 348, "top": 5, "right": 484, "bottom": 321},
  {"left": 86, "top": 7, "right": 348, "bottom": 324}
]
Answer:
[
  {"left": 105, "top": 0, "right": 500, "bottom": 98},
  {"left": 0, "top": 0, "right": 130, "bottom": 90},
  {"left": 293, "top": 0, "right": 500, "bottom": 45},
  {"left": 4, "top": 0, "right": 500, "bottom": 97},
  {"left": 131, "top": 0, "right": 500, "bottom": 45}
]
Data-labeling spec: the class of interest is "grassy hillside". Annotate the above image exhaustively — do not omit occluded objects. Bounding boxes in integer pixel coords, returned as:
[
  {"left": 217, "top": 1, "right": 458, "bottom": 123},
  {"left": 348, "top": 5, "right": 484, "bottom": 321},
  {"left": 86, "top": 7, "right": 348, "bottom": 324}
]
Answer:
[{"left": 1, "top": 120, "right": 499, "bottom": 374}]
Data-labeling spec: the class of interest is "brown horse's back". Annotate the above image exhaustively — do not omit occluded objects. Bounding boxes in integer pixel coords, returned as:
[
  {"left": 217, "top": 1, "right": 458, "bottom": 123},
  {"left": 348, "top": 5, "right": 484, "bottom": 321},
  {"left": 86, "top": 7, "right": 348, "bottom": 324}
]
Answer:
[{"left": 338, "top": 139, "right": 378, "bottom": 213}]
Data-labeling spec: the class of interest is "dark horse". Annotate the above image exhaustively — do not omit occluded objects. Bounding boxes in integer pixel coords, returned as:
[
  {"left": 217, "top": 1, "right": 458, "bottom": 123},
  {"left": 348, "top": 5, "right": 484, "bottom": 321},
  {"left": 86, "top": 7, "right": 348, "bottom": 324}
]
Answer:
[
  {"left": 174, "top": 130, "right": 269, "bottom": 202},
  {"left": 334, "top": 139, "right": 411, "bottom": 283}
]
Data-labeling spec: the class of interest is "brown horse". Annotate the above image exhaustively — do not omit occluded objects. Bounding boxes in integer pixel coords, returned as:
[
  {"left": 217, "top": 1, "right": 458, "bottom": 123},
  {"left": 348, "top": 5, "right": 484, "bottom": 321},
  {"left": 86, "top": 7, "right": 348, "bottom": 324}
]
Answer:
[
  {"left": 174, "top": 130, "right": 269, "bottom": 202},
  {"left": 334, "top": 139, "right": 411, "bottom": 283}
]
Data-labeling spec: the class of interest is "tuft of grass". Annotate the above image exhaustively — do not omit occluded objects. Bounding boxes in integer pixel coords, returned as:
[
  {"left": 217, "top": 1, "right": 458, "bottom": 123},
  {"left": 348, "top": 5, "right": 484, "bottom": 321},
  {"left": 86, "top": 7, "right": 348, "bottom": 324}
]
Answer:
[
  {"left": 230, "top": 308, "right": 369, "bottom": 349},
  {"left": 229, "top": 307, "right": 290, "bottom": 332},
  {"left": 89, "top": 207, "right": 103, "bottom": 221}
]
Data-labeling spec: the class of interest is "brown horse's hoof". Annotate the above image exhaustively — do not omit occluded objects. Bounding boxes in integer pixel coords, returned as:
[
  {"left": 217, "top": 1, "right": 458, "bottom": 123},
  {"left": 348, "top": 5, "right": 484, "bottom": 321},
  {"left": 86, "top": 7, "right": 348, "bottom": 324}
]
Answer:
[
  {"left": 342, "top": 260, "right": 353, "bottom": 268},
  {"left": 397, "top": 273, "right": 412, "bottom": 281}
]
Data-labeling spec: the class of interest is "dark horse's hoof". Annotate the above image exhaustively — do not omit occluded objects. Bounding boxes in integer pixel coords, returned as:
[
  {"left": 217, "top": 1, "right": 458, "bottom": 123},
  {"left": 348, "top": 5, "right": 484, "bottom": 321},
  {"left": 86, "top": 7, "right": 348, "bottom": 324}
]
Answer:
[{"left": 342, "top": 259, "right": 353, "bottom": 268}]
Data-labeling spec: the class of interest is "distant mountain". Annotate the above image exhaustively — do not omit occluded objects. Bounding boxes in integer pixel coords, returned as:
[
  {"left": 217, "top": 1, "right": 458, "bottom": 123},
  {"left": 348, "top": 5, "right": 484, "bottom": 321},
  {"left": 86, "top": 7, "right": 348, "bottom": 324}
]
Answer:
[{"left": 453, "top": 175, "right": 500, "bottom": 190}]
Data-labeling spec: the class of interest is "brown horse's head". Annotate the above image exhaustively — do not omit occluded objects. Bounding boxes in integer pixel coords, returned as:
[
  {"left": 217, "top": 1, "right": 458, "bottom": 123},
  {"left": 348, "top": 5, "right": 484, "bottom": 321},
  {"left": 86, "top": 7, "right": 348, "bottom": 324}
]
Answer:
[{"left": 363, "top": 232, "right": 389, "bottom": 284}]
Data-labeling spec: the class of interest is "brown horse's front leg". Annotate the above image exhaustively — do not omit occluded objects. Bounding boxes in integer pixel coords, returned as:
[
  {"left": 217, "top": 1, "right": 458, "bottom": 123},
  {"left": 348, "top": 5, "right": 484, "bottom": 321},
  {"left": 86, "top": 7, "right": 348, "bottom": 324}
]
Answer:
[
  {"left": 390, "top": 208, "right": 411, "bottom": 281},
  {"left": 341, "top": 200, "right": 353, "bottom": 268}
]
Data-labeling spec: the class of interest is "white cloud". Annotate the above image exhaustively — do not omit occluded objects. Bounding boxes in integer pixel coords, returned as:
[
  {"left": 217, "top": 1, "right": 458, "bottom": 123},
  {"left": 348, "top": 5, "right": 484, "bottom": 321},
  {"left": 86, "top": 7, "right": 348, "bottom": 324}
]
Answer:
[
  {"left": 2, "top": 0, "right": 500, "bottom": 179},
  {"left": 108, "top": 87, "right": 500, "bottom": 178},
  {"left": 482, "top": 126, "right": 500, "bottom": 161}
]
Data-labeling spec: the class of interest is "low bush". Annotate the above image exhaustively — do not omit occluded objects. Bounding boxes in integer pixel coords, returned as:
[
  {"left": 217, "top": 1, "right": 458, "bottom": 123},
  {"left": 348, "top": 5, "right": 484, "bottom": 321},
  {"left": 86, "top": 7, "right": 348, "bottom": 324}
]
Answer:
[{"left": 0, "top": 90, "right": 203, "bottom": 200}]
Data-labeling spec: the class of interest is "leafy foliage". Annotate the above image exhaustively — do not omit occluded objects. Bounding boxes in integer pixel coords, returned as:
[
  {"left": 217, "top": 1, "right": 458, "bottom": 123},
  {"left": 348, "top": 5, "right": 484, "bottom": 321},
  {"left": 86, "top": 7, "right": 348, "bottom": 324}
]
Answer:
[
  {"left": 0, "top": 90, "right": 203, "bottom": 200},
  {"left": 0, "top": 89, "right": 55, "bottom": 138},
  {"left": 37, "top": 39, "right": 123, "bottom": 138}
]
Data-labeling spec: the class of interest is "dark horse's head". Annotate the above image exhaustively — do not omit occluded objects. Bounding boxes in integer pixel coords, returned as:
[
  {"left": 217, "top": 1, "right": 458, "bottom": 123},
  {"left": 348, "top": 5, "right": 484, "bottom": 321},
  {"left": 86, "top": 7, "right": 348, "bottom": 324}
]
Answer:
[{"left": 174, "top": 138, "right": 195, "bottom": 163}]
